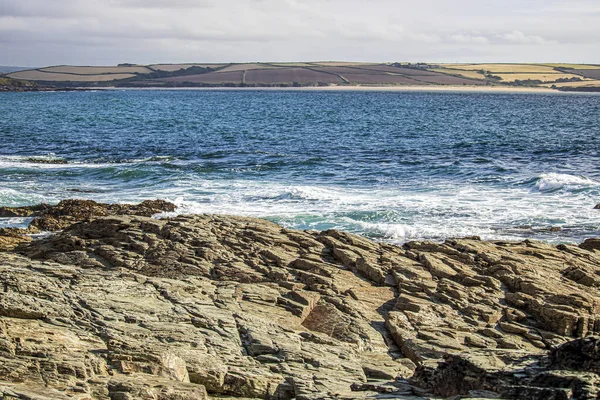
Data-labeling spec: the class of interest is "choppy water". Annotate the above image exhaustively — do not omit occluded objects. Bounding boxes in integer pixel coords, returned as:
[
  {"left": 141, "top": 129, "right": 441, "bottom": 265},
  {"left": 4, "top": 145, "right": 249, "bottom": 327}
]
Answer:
[{"left": 1, "top": 89, "right": 600, "bottom": 243}]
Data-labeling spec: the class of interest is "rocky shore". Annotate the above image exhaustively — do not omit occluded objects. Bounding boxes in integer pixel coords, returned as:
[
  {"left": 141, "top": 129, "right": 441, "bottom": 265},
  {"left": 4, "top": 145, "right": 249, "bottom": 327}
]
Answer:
[
  {"left": 0, "top": 76, "right": 87, "bottom": 92},
  {"left": 1, "top": 200, "right": 600, "bottom": 399}
]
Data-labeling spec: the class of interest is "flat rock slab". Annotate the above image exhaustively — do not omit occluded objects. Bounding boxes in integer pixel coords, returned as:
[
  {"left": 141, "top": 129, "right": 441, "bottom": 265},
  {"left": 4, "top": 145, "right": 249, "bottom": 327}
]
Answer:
[{"left": 1, "top": 204, "right": 600, "bottom": 398}]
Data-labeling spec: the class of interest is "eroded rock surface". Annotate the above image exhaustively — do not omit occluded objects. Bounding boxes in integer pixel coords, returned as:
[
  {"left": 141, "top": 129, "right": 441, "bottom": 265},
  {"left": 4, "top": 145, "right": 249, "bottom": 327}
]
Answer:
[
  {"left": 1, "top": 204, "right": 600, "bottom": 399},
  {"left": 0, "top": 199, "right": 176, "bottom": 250}
]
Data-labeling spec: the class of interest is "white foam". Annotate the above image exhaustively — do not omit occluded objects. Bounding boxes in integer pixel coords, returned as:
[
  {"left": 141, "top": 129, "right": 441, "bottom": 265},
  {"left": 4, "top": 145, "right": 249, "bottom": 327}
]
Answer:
[
  {"left": 535, "top": 173, "right": 598, "bottom": 192},
  {"left": 144, "top": 177, "right": 600, "bottom": 243},
  {"left": 3, "top": 173, "right": 599, "bottom": 244},
  {"left": 0, "top": 217, "right": 33, "bottom": 229},
  {"left": 0, "top": 155, "right": 102, "bottom": 170},
  {"left": 0, "top": 188, "right": 48, "bottom": 207},
  {"left": 0, "top": 155, "right": 176, "bottom": 170},
  {"left": 352, "top": 220, "right": 500, "bottom": 242}
]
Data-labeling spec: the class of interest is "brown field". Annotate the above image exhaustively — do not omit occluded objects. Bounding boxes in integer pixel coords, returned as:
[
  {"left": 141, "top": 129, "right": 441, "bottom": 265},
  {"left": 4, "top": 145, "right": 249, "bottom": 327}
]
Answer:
[
  {"left": 313, "top": 66, "right": 485, "bottom": 85},
  {"left": 159, "top": 71, "right": 242, "bottom": 84},
  {"left": 309, "top": 66, "right": 440, "bottom": 77},
  {"left": 340, "top": 74, "right": 422, "bottom": 85},
  {"left": 347, "top": 65, "right": 441, "bottom": 76},
  {"left": 430, "top": 68, "right": 487, "bottom": 80},
  {"left": 268, "top": 63, "right": 317, "bottom": 67},
  {"left": 245, "top": 68, "right": 343, "bottom": 85},
  {"left": 542, "top": 80, "right": 600, "bottom": 88},
  {"left": 410, "top": 75, "right": 487, "bottom": 85},
  {"left": 149, "top": 64, "right": 227, "bottom": 71},
  {"left": 7, "top": 70, "right": 136, "bottom": 82},
  {"left": 311, "top": 66, "right": 390, "bottom": 75},
  {"left": 442, "top": 64, "right": 558, "bottom": 73},
  {"left": 543, "top": 64, "right": 600, "bottom": 70},
  {"left": 218, "top": 63, "right": 284, "bottom": 73},
  {"left": 310, "top": 62, "right": 378, "bottom": 67},
  {"left": 494, "top": 73, "right": 587, "bottom": 83},
  {"left": 39, "top": 66, "right": 151, "bottom": 75},
  {"left": 309, "top": 66, "right": 484, "bottom": 85},
  {"left": 567, "top": 69, "right": 600, "bottom": 79}
]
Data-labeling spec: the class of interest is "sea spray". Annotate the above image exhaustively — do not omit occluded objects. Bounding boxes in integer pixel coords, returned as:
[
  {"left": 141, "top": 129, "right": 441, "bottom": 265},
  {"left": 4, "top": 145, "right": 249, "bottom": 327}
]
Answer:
[{"left": 1, "top": 90, "right": 599, "bottom": 243}]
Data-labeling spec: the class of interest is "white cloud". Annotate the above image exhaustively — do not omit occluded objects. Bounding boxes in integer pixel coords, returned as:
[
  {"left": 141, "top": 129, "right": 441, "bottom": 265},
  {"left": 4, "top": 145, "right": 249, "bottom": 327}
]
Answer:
[
  {"left": 450, "top": 34, "right": 489, "bottom": 45},
  {"left": 0, "top": 0, "right": 598, "bottom": 65},
  {"left": 498, "top": 30, "right": 549, "bottom": 45}
]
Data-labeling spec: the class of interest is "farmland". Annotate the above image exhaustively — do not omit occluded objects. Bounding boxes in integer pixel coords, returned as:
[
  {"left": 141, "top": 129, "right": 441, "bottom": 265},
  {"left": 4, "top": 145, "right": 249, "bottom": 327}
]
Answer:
[
  {"left": 244, "top": 68, "right": 342, "bottom": 85},
  {"left": 8, "top": 70, "right": 137, "bottom": 82},
  {"left": 161, "top": 71, "right": 242, "bottom": 85},
  {"left": 149, "top": 64, "right": 226, "bottom": 71},
  {"left": 39, "top": 65, "right": 152, "bottom": 75},
  {"left": 3, "top": 62, "right": 599, "bottom": 91},
  {"left": 542, "top": 64, "right": 600, "bottom": 69},
  {"left": 491, "top": 72, "right": 585, "bottom": 83},
  {"left": 442, "top": 63, "right": 558, "bottom": 73},
  {"left": 430, "top": 68, "right": 486, "bottom": 80},
  {"left": 568, "top": 69, "right": 600, "bottom": 79},
  {"left": 219, "top": 63, "right": 285, "bottom": 73},
  {"left": 542, "top": 80, "right": 600, "bottom": 89}
]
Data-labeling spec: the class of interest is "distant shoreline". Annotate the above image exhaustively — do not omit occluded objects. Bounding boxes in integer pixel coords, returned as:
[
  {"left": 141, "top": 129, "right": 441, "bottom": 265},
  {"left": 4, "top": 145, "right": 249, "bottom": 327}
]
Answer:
[
  {"left": 5, "top": 84, "right": 600, "bottom": 95},
  {"left": 8, "top": 62, "right": 600, "bottom": 92},
  {"left": 90, "top": 85, "right": 567, "bottom": 94}
]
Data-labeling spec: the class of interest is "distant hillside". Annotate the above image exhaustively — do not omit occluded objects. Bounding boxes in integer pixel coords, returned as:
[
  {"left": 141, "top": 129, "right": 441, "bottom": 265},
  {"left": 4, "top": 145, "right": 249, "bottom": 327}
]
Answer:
[
  {"left": 0, "top": 66, "right": 35, "bottom": 74},
  {"left": 6, "top": 62, "right": 600, "bottom": 91}
]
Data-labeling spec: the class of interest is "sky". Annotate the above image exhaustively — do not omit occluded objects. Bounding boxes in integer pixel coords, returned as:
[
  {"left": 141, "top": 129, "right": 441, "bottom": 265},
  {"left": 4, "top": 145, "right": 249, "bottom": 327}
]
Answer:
[{"left": 1, "top": 0, "right": 599, "bottom": 67}]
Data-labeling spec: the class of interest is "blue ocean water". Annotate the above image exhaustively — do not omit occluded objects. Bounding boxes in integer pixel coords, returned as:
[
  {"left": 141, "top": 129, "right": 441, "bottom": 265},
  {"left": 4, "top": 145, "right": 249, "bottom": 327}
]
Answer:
[{"left": 1, "top": 89, "right": 600, "bottom": 243}]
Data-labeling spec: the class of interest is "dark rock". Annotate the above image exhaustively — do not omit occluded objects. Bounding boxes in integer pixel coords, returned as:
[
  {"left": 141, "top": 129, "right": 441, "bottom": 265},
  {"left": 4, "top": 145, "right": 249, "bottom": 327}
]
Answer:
[
  {"left": 29, "top": 199, "right": 177, "bottom": 231},
  {"left": 580, "top": 238, "right": 600, "bottom": 252},
  {"left": 549, "top": 336, "right": 600, "bottom": 373},
  {"left": 0, "top": 199, "right": 176, "bottom": 232},
  {"left": 0, "top": 199, "right": 176, "bottom": 251},
  {"left": 25, "top": 157, "right": 68, "bottom": 164},
  {"left": 0, "top": 203, "right": 51, "bottom": 218}
]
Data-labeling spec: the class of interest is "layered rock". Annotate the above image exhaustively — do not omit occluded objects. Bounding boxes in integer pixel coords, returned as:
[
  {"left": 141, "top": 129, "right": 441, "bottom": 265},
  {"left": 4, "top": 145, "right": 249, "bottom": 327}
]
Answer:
[
  {"left": 0, "top": 199, "right": 176, "bottom": 250},
  {"left": 1, "top": 202, "right": 600, "bottom": 399}
]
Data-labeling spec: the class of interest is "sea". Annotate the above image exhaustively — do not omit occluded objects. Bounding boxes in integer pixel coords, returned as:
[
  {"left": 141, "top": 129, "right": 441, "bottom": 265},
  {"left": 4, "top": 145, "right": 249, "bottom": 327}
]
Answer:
[{"left": 1, "top": 89, "right": 600, "bottom": 244}]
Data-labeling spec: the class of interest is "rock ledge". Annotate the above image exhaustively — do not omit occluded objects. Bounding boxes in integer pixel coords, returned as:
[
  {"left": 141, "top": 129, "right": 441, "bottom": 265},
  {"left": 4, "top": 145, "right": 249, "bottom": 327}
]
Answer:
[{"left": 1, "top": 200, "right": 600, "bottom": 399}]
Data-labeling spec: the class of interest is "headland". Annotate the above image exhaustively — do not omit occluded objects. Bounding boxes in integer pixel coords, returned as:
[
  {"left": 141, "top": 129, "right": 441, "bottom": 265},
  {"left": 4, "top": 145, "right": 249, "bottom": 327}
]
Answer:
[{"left": 3, "top": 62, "right": 600, "bottom": 92}]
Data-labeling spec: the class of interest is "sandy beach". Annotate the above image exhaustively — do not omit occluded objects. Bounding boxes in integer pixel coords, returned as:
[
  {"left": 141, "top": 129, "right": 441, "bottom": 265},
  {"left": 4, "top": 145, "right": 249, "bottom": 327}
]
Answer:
[{"left": 100, "top": 84, "right": 564, "bottom": 94}]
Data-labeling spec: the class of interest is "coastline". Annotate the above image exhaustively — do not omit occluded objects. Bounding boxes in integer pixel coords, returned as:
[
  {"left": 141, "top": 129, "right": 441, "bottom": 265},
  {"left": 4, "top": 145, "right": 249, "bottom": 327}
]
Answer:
[
  {"left": 5, "top": 84, "right": 599, "bottom": 94},
  {"left": 95, "top": 84, "right": 562, "bottom": 94}
]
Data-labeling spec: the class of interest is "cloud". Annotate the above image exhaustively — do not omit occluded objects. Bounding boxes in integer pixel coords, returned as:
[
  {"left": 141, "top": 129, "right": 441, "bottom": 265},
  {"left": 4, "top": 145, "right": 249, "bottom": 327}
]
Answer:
[
  {"left": 0, "top": 0, "right": 598, "bottom": 65},
  {"left": 111, "top": 0, "right": 213, "bottom": 8},
  {"left": 498, "top": 30, "right": 550, "bottom": 45},
  {"left": 450, "top": 34, "right": 489, "bottom": 45}
]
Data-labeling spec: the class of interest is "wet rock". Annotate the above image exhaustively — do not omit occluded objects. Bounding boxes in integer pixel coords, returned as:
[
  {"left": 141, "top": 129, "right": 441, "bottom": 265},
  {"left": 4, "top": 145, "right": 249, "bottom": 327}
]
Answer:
[
  {"left": 1, "top": 199, "right": 175, "bottom": 231},
  {"left": 0, "top": 203, "right": 50, "bottom": 217},
  {"left": 29, "top": 199, "right": 176, "bottom": 231},
  {"left": 0, "top": 199, "right": 176, "bottom": 250},
  {"left": 25, "top": 157, "right": 68, "bottom": 164}
]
